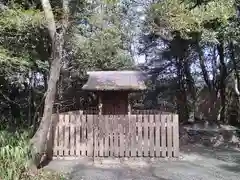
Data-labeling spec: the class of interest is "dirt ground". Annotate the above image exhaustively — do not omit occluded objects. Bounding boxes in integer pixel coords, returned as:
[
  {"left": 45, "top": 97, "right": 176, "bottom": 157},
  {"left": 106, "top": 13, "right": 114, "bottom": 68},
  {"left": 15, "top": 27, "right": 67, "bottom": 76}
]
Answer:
[
  {"left": 45, "top": 126, "right": 240, "bottom": 180},
  {"left": 45, "top": 144, "right": 240, "bottom": 180}
]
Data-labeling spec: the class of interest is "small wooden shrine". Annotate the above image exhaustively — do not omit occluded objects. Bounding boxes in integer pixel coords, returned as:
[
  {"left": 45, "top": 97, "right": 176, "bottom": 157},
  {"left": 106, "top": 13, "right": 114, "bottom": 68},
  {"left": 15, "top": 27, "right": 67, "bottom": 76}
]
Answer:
[{"left": 82, "top": 71, "right": 146, "bottom": 115}]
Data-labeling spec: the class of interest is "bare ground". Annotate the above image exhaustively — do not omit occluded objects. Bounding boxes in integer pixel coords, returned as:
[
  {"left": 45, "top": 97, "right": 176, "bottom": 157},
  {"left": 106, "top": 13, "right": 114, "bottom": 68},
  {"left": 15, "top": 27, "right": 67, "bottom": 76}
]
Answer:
[
  {"left": 45, "top": 144, "right": 240, "bottom": 180},
  {"left": 45, "top": 126, "right": 240, "bottom": 180}
]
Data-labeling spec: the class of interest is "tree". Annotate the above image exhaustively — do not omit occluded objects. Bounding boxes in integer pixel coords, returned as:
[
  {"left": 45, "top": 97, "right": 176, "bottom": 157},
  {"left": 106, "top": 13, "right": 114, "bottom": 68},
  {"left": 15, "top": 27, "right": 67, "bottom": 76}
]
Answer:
[
  {"left": 0, "top": 0, "right": 136, "bottom": 127},
  {"left": 29, "top": 0, "right": 136, "bottom": 168},
  {"left": 0, "top": 1, "right": 48, "bottom": 127},
  {"left": 52, "top": 0, "right": 136, "bottom": 113},
  {"left": 29, "top": 0, "right": 70, "bottom": 169},
  {"left": 139, "top": 0, "right": 238, "bottom": 122}
]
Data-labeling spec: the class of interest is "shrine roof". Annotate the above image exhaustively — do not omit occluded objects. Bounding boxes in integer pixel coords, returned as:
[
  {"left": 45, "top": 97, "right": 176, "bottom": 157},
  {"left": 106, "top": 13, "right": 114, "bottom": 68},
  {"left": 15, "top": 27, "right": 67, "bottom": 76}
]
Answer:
[{"left": 82, "top": 71, "right": 147, "bottom": 91}]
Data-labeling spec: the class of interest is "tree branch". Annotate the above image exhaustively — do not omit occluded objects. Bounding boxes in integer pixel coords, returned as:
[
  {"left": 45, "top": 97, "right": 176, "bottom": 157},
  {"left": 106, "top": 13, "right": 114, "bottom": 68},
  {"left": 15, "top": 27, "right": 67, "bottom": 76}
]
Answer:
[
  {"left": 234, "top": 78, "right": 240, "bottom": 95},
  {"left": 197, "top": 42, "right": 212, "bottom": 90},
  {"left": 62, "top": 0, "right": 70, "bottom": 30},
  {"left": 40, "top": 0, "right": 56, "bottom": 40},
  {"left": 230, "top": 41, "right": 240, "bottom": 95},
  {"left": 0, "top": 90, "right": 19, "bottom": 105}
]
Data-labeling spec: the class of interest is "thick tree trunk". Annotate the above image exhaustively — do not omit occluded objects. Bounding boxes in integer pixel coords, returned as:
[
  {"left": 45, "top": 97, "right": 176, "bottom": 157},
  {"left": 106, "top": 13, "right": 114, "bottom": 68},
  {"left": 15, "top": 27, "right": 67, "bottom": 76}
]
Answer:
[
  {"left": 183, "top": 60, "right": 196, "bottom": 115},
  {"left": 30, "top": 33, "right": 64, "bottom": 168},
  {"left": 28, "top": 70, "right": 35, "bottom": 126},
  {"left": 176, "top": 57, "right": 189, "bottom": 122},
  {"left": 230, "top": 42, "right": 240, "bottom": 96},
  {"left": 29, "top": 0, "right": 57, "bottom": 169},
  {"left": 197, "top": 42, "right": 212, "bottom": 91},
  {"left": 217, "top": 41, "right": 227, "bottom": 123},
  {"left": 29, "top": 0, "right": 69, "bottom": 169}
]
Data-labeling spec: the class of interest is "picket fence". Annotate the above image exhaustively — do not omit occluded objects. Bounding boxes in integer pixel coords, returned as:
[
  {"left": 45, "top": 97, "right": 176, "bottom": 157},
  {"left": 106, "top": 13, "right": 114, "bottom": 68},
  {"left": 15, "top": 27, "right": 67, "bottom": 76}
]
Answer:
[{"left": 47, "top": 111, "right": 179, "bottom": 158}]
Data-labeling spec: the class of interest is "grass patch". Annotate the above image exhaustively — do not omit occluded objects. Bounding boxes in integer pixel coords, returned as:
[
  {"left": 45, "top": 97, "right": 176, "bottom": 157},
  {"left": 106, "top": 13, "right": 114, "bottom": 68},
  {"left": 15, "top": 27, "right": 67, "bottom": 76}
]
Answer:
[
  {"left": 0, "top": 129, "right": 66, "bottom": 180},
  {"left": 21, "top": 169, "right": 66, "bottom": 180}
]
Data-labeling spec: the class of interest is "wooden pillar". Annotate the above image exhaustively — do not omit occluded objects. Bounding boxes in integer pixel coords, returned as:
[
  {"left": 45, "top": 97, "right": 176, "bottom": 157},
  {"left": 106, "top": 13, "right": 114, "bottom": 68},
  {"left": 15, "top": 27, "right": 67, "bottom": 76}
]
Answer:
[
  {"left": 98, "top": 95, "right": 102, "bottom": 115},
  {"left": 128, "top": 101, "right": 131, "bottom": 115},
  {"left": 94, "top": 94, "right": 102, "bottom": 161},
  {"left": 128, "top": 92, "right": 131, "bottom": 115}
]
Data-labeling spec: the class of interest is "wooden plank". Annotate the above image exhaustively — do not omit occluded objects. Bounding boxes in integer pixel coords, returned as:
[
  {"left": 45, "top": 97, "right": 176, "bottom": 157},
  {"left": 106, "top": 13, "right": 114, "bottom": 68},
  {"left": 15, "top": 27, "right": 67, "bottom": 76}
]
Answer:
[
  {"left": 143, "top": 115, "right": 149, "bottom": 157},
  {"left": 110, "top": 115, "right": 114, "bottom": 156},
  {"left": 81, "top": 114, "right": 87, "bottom": 156},
  {"left": 87, "top": 114, "right": 94, "bottom": 157},
  {"left": 99, "top": 115, "right": 104, "bottom": 157},
  {"left": 49, "top": 110, "right": 179, "bottom": 159},
  {"left": 104, "top": 115, "right": 109, "bottom": 157},
  {"left": 137, "top": 114, "right": 142, "bottom": 157},
  {"left": 69, "top": 112, "right": 76, "bottom": 156},
  {"left": 173, "top": 114, "right": 179, "bottom": 157},
  {"left": 52, "top": 114, "right": 58, "bottom": 157},
  {"left": 53, "top": 124, "right": 59, "bottom": 156},
  {"left": 93, "top": 115, "right": 98, "bottom": 157},
  {"left": 114, "top": 115, "right": 119, "bottom": 157},
  {"left": 93, "top": 115, "right": 99, "bottom": 157},
  {"left": 125, "top": 115, "right": 131, "bottom": 157},
  {"left": 46, "top": 115, "right": 52, "bottom": 158},
  {"left": 149, "top": 115, "right": 154, "bottom": 157},
  {"left": 167, "top": 114, "right": 173, "bottom": 157},
  {"left": 64, "top": 113, "right": 70, "bottom": 156},
  {"left": 119, "top": 115, "right": 124, "bottom": 157},
  {"left": 125, "top": 115, "right": 130, "bottom": 157},
  {"left": 131, "top": 115, "right": 137, "bottom": 157},
  {"left": 161, "top": 115, "right": 166, "bottom": 157},
  {"left": 58, "top": 114, "right": 64, "bottom": 156},
  {"left": 155, "top": 114, "right": 161, "bottom": 157},
  {"left": 76, "top": 112, "right": 81, "bottom": 156}
]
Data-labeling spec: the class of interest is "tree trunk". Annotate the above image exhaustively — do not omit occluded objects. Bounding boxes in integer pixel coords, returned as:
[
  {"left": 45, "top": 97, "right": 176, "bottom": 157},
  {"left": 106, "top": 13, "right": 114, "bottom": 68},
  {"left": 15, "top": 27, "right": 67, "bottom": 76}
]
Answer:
[
  {"left": 197, "top": 42, "right": 212, "bottom": 91},
  {"left": 217, "top": 41, "right": 227, "bottom": 123},
  {"left": 176, "top": 57, "right": 189, "bottom": 122},
  {"left": 29, "top": 0, "right": 70, "bottom": 169},
  {"left": 183, "top": 59, "right": 196, "bottom": 115},
  {"left": 230, "top": 42, "right": 240, "bottom": 96},
  {"left": 28, "top": 70, "right": 35, "bottom": 126},
  {"left": 30, "top": 32, "right": 64, "bottom": 169}
]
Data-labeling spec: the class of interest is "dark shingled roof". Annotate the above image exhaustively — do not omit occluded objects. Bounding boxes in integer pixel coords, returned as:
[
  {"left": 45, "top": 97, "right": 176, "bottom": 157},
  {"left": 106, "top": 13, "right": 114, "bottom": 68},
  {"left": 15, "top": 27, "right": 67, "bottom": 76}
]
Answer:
[{"left": 82, "top": 71, "right": 147, "bottom": 91}]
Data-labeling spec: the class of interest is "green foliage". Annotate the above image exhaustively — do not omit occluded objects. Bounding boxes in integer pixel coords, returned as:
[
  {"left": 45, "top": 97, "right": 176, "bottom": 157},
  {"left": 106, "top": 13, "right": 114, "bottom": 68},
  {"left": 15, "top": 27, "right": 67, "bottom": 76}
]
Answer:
[
  {"left": 0, "top": 128, "right": 65, "bottom": 180},
  {"left": 76, "top": 27, "right": 133, "bottom": 70},
  {"left": 0, "top": 130, "right": 30, "bottom": 180},
  {"left": 71, "top": 1, "right": 134, "bottom": 72},
  {"left": 150, "top": 0, "right": 236, "bottom": 43},
  {"left": 104, "top": 0, "right": 120, "bottom": 4},
  {"left": 0, "top": 8, "right": 43, "bottom": 32},
  {"left": 0, "top": 46, "right": 32, "bottom": 72},
  {"left": 0, "top": 6, "right": 47, "bottom": 76}
]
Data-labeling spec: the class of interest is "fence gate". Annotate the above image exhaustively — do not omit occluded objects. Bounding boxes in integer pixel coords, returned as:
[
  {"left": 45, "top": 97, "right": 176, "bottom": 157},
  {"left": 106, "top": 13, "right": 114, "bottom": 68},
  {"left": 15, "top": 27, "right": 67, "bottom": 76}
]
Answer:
[{"left": 48, "top": 111, "right": 179, "bottom": 159}]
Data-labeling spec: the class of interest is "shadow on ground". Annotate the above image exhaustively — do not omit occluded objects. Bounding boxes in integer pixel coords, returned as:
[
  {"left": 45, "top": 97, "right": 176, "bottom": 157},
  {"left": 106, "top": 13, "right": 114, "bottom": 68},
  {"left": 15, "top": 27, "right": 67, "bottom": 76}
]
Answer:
[
  {"left": 181, "top": 144, "right": 240, "bottom": 162},
  {"left": 45, "top": 140, "right": 240, "bottom": 180},
  {"left": 45, "top": 151, "right": 240, "bottom": 180},
  {"left": 219, "top": 163, "right": 240, "bottom": 173},
  {"left": 181, "top": 143, "right": 240, "bottom": 175},
  {"left": 46, "top": 159, "right": 169, "bottom": 180},
  {"left": 69, "top": 164, "right": 169, "bottom": 180},
  {"left": 218, "top": 157, "right": 240, "bottom": 173}
]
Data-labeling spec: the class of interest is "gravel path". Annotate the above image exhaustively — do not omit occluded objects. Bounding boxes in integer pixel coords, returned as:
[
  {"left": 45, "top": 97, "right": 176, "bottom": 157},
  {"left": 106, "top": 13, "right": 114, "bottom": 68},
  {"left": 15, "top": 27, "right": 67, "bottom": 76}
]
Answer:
[{"left": 45, "top": 146, "right": 240, "bottom": 180}]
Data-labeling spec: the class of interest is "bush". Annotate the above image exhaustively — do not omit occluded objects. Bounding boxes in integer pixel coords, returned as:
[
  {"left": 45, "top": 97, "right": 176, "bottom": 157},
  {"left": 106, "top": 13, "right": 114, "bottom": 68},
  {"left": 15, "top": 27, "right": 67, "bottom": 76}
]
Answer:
[{"left": 0, "top": 129, "right": 65, "bottom": 180}]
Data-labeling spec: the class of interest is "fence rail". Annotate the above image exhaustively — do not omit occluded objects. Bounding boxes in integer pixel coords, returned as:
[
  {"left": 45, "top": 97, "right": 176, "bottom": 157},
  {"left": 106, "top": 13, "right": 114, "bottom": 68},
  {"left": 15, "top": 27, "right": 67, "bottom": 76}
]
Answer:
[{"left": 47, "top": 111, "right": 179, "bottom": 158}]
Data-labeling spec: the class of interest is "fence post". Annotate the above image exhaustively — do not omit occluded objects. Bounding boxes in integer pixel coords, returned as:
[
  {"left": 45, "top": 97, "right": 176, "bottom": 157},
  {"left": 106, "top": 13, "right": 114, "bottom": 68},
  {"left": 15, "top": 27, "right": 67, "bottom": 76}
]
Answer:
[
  {"left": 50, "top": 110, "right": 180, "bottom": 159},
  {"left": 46, "top": 113, "right": 57, "bottom": 160},
  {"left": 173, "top": 114, "right": 179, "bottom": 157}
]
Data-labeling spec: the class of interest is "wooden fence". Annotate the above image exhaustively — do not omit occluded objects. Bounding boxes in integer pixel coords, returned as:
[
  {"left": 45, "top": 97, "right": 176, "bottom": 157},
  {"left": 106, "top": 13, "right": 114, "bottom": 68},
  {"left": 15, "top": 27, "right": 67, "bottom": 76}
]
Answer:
[{"left": 47, "top": 111, "right": 179, "bottom": 159}]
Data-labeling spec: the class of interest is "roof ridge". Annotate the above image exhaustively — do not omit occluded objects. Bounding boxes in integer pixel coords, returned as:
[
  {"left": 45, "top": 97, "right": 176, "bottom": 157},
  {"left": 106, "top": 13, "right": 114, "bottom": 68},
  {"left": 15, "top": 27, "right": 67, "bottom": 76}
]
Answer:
[
  {"left": 83, "top": 70, "right": 146, "bottom": 91},
  {"left": 87, "top": 70, "right": 142, "bottom": 74}
]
